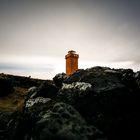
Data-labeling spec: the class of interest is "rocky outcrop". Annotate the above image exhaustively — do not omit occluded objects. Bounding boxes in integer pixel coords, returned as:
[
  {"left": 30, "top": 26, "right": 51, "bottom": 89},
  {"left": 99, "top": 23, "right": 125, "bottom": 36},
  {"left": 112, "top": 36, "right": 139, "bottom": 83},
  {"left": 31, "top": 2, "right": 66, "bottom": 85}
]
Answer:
[
  {"left": 53, "top": 73, "right": 68, "bottom": 88},
  {"left": 31, "top": 102, "right": 105, "bottom": 140},
  {"left": 135, "top": 71, "right": 140, "bottom": 90},
  {"left": 0, "top": 112, "right": 13, "bottom": 139},
  {"left": 5, "top": 99, "right": 105, "bottom": 140},
  {"left": 0, "top": 77, "right": 13, "bottom": 97},
  {"left": 0, "top": 66, "right": 140, "bottom": 140},
  {"left": 57, "top": 67, "right": 140, "bottom": 140},
  {"left": 57, "top": 82, "right": 93, "bottom": 105},
  {"left": 35, "top": 80, "right": 59, "bottom": 99},
  {"left": 25, "top": 80, "right": 59, "bottom": 101}
]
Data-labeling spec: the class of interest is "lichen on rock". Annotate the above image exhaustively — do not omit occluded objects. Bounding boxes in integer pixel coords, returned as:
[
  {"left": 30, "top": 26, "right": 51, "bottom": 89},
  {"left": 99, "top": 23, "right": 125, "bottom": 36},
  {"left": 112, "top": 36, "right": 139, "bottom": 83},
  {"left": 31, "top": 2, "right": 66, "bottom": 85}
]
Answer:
[
  {"left": 62, "top": 82, "right": 92, "bottom": 91},
  {"left": 25, "top": 97, "right": 51, "bottom": 108}
]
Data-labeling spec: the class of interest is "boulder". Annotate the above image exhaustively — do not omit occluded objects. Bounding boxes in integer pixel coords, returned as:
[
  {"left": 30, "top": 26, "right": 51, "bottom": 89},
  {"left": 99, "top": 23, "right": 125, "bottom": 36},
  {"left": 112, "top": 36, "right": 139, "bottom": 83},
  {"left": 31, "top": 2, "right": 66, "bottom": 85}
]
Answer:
[
  {"left": 63, "top": 69, "right": 85, "bottom": 84},
  {"left": 6, "top": 98, "right": 54, "bottom": 140},
  {"left": 1, "top": 66, "right": 140, "bottom": 140},
  {"left": 120, "top": 69, "right": 137, "bottom": 90},
  {"left": 58, "top": 67, "right": 140, "bottom": 140},
  {"left": 0, "top": 77, "right": 13, "bottom": 97},
  {"left": 24, "top": 97, "right": 53, "bottom": 121},
  {"left": 24, "top": 86, "right": 38, "bottom": 101},
  {"left": 7, "top": 111, "right": 33, "bottom": 140},
  {"left": 57, "top": 82, "right": 93, "bottom": 105},
  {"left": 31, "top": 102, "right": 106, "bottom": 140},
  {"left": 0, "top": 112, "right": 13, "bottom": 140},
  {"left": 25, "top": 97, "right": 51, "bottom": 109},
  {"left": 34, "top": 80, "right": 59, "bottom": 99},
  {"left": 135, "top": 71, "right": 140, "bottom": 90},
  {"left": 53, "top": 73, "right": 68, "bottom": 88}
]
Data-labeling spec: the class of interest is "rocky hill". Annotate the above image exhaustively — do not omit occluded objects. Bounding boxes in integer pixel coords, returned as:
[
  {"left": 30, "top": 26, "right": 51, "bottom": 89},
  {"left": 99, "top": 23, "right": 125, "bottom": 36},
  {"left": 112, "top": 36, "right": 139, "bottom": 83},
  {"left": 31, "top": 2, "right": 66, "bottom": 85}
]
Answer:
[
  {"left": 0, "top": 74, "right": 44, "bottom": 111},
  {"left": 0, "top": 66, "right": 140, "bottom": 140}
]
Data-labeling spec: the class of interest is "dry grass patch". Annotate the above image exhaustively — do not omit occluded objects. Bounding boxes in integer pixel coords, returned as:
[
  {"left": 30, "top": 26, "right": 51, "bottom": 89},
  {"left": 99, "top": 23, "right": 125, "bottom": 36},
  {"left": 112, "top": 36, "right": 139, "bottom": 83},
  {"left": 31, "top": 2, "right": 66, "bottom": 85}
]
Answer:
[{"left": 0, "top": 87, "right": 28, "bottom": 112}]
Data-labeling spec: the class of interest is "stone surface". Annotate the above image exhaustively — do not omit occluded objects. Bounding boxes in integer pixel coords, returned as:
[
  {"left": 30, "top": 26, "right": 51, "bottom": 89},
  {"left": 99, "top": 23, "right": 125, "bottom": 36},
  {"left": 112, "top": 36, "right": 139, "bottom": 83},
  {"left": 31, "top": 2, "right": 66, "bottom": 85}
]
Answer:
[
  {"left": 57, "top": 82, "right": 93, "bottom": 105},
  {"left": 53, "top": 73, "right": 68, "bottom": 88},
  {"left": 25, "top": 97, "right": 51, "bottom": 108},
  {"left": 135, "top": 71, "right": 140, "bottom": 90},
  {"left": 0, "top": 77, "right": 13, "bottom": 97},
  {"left": 1, "top": 66, "right": 140, "bottom": 140},
  {"left": 25, "top": 86, "right": 37, "bottom": 101},
  {"left": 31, "top": 102, "right": 105, "bottom": 140},
  {"left": 34, "top": 80, "right": 59, "bottom": 99}
]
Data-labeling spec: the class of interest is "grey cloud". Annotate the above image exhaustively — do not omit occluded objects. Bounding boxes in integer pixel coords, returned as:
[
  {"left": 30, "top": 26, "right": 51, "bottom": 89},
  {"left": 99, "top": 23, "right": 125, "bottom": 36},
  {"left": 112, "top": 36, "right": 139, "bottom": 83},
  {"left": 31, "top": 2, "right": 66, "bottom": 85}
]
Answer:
[
  {"left": 0, "top": 63, "right": 54, "bottom": 73},
  {"left": 0, "top": 0, "right": 140, "bottom": 75},
  {"left": 0, "top": 63, "right": 26, "bottom": 70}
]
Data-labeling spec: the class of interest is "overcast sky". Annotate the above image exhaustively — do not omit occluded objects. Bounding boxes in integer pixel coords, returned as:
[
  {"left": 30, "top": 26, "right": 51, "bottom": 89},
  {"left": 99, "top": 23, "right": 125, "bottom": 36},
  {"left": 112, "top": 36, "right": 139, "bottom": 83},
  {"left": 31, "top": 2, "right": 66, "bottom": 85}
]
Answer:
[{"left": 0, "top": 0, "right": 140, "bottom": 79}]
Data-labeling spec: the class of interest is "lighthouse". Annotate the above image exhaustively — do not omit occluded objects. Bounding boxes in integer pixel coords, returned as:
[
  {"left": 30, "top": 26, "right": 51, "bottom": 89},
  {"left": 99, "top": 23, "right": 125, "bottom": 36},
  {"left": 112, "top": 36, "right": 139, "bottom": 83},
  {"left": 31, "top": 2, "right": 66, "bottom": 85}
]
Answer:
[{"left": 65, "top": 50, "right": 79, "bottom": 75}]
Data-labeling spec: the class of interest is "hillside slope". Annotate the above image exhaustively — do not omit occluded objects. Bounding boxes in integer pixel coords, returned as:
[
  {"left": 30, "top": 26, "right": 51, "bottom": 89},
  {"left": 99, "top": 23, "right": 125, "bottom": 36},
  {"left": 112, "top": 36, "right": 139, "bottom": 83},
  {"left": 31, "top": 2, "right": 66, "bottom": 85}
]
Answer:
[{"left": 0, "top": 73, "right": 44, "bottom": 111}]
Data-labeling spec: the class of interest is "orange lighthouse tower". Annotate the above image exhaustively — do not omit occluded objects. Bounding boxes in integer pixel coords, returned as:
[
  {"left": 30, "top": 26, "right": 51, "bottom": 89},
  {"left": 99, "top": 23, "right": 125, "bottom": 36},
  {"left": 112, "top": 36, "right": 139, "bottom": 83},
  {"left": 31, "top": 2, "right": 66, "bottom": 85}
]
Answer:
[{"left": 65, "top": 50, "right": 79, "bottom": 75}]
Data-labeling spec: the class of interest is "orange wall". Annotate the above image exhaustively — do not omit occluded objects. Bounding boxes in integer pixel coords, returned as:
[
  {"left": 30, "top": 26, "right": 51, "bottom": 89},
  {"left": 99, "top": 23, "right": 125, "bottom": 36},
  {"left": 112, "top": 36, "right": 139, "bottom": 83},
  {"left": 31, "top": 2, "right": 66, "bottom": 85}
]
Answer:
[{"left": 66, "top": 55, "right": 78, "bottom": 75}]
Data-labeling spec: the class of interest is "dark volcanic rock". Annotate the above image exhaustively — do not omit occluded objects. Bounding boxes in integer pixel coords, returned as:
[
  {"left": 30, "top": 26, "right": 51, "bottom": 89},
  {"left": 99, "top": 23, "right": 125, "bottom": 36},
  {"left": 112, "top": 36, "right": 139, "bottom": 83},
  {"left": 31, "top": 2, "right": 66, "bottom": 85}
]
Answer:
[
  {"left": 4, "top": 98, "right": 54, "bottom": 140},
  {"left": 135, "top": 71, "right": 140, "bottom": 90},
  {"left": 0, "top": 111, "right": 31, "bottom": 140},
  {"left": 57, "top": 67, "right": 140, "bottom": 140},
  {"left": 34, "top": 80, "right": 59, "bottom": 99},
  {"left": 25, "top": 97, "right": 53, "bottom": 121},
  {"left": 31, "top": 102, "right": 106, "bottom": 140},
  {"left": 7, "top": 111, "right": 32, "bottom": 140},
  {"left": 15, "top": 94, "right": 107, "bottom": 140},
  {"left": 53, "top": 73, "right": 68, "bottom": 88},
  {"left": 0, "top": 77, "right": 13, "bottom": 97},
  {"left": 0, "top": 112, "right": 13, "bottom": 139},
  {"left": 25, "top": 86, "right": 38, "bottom": 101},
  {"left": 1, "top": 66, "right": 140, "bottom": 140},
  {"left": 0, "top": 112, "right": 13, "bottom": 130},
  {"left": 57, "top": 82, "right": 93, "bottom": 105},
  {"left": 24, "top": 81, "right": 58, "bottom": 101},
  {"left": 64, "top": 69, "right": 86, "bottom": 84},
  {"left": 24, "top": 97, "right": 106, "bottom": 140}
]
